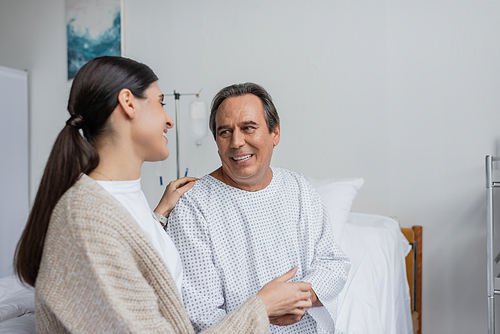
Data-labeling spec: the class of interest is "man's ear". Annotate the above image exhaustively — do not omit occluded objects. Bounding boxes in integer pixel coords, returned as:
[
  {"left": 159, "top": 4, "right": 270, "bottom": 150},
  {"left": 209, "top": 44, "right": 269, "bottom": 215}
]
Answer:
[
  {"left": 272, "top": 125, "right": 280, "bottom": 147},
  {"left": 117, "top": 88, "right": 136, "bottom": 119}
]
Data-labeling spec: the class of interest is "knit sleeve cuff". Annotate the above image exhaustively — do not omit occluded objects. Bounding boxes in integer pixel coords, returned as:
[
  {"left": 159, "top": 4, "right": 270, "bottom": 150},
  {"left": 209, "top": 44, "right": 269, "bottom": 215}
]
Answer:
[{"left": 201, "top": 294, "right": 270, "bottom": 334}]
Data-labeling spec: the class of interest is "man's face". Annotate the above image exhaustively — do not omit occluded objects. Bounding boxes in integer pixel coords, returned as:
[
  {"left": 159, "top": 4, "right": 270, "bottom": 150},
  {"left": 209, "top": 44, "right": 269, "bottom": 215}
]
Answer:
[{"left": 214, "top": 94, "right": 280, "bottom": 189}]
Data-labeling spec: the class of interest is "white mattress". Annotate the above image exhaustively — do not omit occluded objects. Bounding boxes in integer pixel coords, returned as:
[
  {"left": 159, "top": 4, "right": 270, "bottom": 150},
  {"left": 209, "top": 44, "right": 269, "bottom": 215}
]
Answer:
[{"left": 336, "top": 212, "right": 413, "bottom": 334}]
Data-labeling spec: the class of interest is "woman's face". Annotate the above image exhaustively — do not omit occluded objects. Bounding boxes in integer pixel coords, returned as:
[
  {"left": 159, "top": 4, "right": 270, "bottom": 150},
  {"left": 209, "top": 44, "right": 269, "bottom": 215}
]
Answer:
[{"left": 132, "top": 81, "right": 174, "bottom": 162}]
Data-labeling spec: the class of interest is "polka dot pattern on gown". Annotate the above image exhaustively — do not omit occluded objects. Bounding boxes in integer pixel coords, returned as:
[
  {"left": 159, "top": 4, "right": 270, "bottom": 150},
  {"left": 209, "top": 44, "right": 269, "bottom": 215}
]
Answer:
[{"left": 167, "top": 167, "right": 350, "bottom": 334}]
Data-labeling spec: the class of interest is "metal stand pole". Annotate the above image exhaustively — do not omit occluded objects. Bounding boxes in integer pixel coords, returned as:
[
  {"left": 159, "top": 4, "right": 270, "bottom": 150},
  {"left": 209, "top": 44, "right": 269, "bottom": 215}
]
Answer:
[
  {"left": 174, "top": 91, "right": 180, "bottom": 179},
  {"left": 165, "top": 89, "right": 202, "bottom": 180}
]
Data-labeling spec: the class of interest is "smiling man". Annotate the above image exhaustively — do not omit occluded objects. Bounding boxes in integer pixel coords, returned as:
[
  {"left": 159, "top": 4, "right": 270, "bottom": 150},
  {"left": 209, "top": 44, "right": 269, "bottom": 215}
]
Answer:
[{"left": 167, "top": 83, "right": 350, "bottom": 334}]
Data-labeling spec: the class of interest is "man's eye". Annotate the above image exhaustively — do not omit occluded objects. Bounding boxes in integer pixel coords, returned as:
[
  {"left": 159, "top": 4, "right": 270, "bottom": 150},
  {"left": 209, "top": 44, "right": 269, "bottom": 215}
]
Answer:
[{"left": 161, "top": 102, "right": 166, "bottom": 107}]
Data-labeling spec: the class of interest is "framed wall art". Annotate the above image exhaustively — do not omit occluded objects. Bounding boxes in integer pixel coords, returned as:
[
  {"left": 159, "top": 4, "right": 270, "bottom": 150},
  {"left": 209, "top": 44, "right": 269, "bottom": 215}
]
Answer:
[{"left": 66, "top": 0, "right": 124, "bottom": 79}]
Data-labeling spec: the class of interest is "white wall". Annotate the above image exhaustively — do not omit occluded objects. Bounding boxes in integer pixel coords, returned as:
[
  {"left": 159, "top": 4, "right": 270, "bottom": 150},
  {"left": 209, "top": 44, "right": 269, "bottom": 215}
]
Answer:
[
  {"left": 1, "top": 0, "right": 499, "bottom": 332},
  {"left": 0, "top": 66, "right": 29, "bottom": 278}
]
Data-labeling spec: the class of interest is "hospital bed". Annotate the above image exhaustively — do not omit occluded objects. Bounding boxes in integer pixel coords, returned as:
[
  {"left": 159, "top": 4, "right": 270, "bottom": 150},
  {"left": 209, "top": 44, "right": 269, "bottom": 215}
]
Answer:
[
  {"left": 0, "top": 177, "right": 422, "bottom": 334},
  {"left": 306, "top": 176, "right": 422, "bottom": 334},
  {"left": 337, "top": 213, "right": 422, "bottom": 334}
]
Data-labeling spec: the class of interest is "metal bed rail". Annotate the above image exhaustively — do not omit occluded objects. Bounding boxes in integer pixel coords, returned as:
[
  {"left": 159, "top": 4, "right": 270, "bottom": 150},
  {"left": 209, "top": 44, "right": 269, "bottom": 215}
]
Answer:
[{"left": 486, "top": 155, "right": 500, "bottom": 334}]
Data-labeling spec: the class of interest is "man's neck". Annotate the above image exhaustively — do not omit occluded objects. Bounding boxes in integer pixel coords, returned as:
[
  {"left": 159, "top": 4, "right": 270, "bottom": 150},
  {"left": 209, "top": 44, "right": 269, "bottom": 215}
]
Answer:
[{"left": 210, "top": 167, "right": 273, "bottom": 192}]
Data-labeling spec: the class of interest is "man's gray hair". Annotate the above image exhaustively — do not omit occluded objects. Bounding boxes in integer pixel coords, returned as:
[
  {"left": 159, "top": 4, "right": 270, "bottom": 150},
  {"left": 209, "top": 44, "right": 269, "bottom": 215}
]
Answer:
[{"left": 209, "top": 82, "right": 280, "bottom": 139}]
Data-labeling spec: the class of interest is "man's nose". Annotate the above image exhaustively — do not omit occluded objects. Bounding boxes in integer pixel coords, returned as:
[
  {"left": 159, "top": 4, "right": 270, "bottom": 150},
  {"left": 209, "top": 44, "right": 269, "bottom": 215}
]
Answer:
[{"left": 230, "top": 130, "right": 245, "bottom": 148}]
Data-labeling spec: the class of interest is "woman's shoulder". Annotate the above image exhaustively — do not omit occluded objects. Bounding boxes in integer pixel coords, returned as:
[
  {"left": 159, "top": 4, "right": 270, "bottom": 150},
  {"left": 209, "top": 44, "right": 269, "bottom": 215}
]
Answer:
[
  {"left": 59, "top": 175, "right": 121, "bottom": 208},
  {"left": 52, "top": 174, "right": 136, "bottom": 233}
]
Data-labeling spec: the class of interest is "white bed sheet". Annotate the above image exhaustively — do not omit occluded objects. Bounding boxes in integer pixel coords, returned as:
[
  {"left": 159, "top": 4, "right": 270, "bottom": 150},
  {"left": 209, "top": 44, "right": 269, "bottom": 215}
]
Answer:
[
  {"left": 0, "top": 312, "right": 35, "bottom": 334},
  {"left": 336, "top": 212, "right": 413, "bottom": 334},
  {"left": 0, "top": 275, "right": 35, "bottom": 334}
]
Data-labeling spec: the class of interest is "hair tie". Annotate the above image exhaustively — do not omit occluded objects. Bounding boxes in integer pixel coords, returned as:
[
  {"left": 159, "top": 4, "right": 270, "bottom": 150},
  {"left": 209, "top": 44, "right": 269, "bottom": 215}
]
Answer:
[{"left": 66, "top": 114, "right": 84, "bottom": 128}]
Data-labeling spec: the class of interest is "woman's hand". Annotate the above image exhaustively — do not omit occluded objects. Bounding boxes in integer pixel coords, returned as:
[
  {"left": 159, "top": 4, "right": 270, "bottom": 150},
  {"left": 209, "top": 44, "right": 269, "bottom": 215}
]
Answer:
[
  {"left": 154, "top": 177, "right": 198, "bottom": 218},
  {"left": 256, "top": 267, "right": 312, "bottom": 319}
]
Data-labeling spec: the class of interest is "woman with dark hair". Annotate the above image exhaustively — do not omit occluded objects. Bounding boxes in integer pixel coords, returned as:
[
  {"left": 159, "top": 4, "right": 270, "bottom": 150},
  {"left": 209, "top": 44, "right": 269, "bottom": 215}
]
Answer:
[{"left": 14, "top": 56, "right": 312, "bottom": 333}]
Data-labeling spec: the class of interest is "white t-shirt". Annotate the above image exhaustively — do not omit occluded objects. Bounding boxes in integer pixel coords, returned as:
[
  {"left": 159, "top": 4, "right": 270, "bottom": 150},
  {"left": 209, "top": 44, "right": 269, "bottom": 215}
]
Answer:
[{"left": 97, "top": 179, "right": 183, "bottom": 297}]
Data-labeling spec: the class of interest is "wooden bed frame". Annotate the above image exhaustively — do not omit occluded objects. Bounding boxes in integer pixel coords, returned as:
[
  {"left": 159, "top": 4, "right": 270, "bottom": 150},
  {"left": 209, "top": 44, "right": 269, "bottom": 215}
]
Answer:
[{"left": 401, "top": 226, "right": 422, "bottom": 334}]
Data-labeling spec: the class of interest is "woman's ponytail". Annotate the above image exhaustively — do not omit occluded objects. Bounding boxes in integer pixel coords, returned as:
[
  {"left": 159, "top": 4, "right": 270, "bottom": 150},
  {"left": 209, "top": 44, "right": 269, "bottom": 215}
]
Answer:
[{"left": 14, "top": 120, "right": 98, "bottom": 286}]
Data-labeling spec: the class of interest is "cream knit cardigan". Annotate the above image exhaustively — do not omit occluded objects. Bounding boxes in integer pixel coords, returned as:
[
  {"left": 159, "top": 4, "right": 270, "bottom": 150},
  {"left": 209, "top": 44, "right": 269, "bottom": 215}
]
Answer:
[{"left": 35, "top": 175, "right": 270, "bottom": 333}]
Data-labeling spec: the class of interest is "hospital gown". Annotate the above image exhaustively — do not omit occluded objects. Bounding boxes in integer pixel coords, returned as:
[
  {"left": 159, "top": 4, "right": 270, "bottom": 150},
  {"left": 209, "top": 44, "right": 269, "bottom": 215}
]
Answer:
[{"left": 167, "top": 167, "right": 350, "bottom": 334}]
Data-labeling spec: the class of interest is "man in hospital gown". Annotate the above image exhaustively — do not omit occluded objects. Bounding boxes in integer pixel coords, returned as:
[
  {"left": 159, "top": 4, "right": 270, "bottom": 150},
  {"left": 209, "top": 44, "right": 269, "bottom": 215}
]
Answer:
[{"left": 167, "top": 83, "right": 350, "bottom": 333}]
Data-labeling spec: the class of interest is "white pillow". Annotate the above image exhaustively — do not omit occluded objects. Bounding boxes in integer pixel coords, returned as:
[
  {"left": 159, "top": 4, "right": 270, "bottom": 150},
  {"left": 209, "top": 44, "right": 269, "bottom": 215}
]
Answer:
[{"left": 305, "top": 177, "right": 364, "bottom": 244}]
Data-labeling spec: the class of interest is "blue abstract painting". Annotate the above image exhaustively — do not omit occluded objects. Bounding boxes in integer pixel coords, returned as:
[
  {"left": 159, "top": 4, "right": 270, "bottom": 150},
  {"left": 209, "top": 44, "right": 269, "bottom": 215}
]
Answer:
[{"left": 66, "top": 0, "right": 122, "bottom": 79}]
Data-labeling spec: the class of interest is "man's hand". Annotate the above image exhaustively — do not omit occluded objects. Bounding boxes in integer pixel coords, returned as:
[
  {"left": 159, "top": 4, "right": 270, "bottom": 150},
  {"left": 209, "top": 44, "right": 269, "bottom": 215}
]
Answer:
[
  {"left": 268, "top": 287, "right": 322, "bottom": 327},
  {"left": 256, "top": 267, "right": 312, "bottom": 318}
]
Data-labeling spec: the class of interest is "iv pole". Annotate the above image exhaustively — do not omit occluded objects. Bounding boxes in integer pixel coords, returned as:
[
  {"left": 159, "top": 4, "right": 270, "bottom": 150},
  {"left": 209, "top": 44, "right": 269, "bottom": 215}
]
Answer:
[{"left": 165, "top": 89, "right": 202, "bottom": 179}]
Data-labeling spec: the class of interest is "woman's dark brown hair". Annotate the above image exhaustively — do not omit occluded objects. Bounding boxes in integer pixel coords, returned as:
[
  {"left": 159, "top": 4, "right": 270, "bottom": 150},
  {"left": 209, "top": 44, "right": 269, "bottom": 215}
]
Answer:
[{"left": 14, "top": 56, "right": 158, "bottom": 286}]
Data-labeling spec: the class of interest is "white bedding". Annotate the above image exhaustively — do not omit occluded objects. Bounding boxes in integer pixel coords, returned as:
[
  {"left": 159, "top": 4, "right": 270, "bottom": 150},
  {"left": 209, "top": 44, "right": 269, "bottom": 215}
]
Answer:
[
  {"left": 337, "top": 212, "right": 413, "bottom": 334},
  {"left": 0, "top": 213, "right": 413, "bottom": 334},
  {"left": 0, "top": 275, "right": 35, "bottom": 334},
  {"left": 0, "top": 312, "right": 35, "bottom": 334}
]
